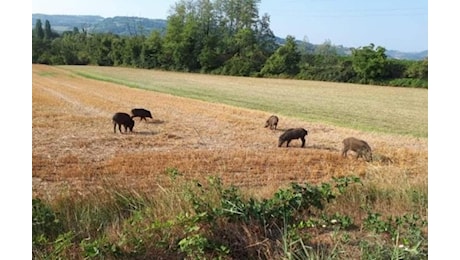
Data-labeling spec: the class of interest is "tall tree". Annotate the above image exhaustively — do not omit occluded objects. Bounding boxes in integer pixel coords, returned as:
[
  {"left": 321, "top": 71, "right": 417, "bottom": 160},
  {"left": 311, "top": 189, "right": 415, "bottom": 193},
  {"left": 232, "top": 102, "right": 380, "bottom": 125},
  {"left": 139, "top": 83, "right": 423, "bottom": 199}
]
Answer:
[
  {"left": 34, "top": 19, "right": 44, "bottom": 40},
  {"left": 351, "top": 43, "right": 388, "bottom": 82},
  {"left": 123, "top": 36, "right": 145, "bottom": 67},
  {"left": 314, "top": 39, "right": 339, "bottom": 65},
  {"left": 109, "top": 36, "right": 125, "bottom": 66},
  {"left": 86, "top": 33, "right": 115, "bottom": 66},
  {"left": 261, "top": 35, "right": 300, "bottom": 76},
  {"left": 196, "top": 0, "right": 222, "bottom": 71},
  {"left": 44, "top": 20, "right": 52, "bottom": 40},
  {"left": 215, "top": 0, "right": 260, "bottom": 31},
  {"left": 256, "top": 13, "right": 277, "bottom": 56},
  {"left": 141, "top": 31, "right": 163, "bottom": 69},
  {"left": 32, "top": 19, "right": 49, "bottom": 63},
  {"left": 223, "top": 28, "right": 260, "bottom": 75},
  {"left": 405, "top": 58, "right": 428, "bottom": 79},
  {"left": 217, "top": 0, "right": 267, "bottom": 75},
  {"left": 163, "top": 0, "right": 200, "bottom": 70}
]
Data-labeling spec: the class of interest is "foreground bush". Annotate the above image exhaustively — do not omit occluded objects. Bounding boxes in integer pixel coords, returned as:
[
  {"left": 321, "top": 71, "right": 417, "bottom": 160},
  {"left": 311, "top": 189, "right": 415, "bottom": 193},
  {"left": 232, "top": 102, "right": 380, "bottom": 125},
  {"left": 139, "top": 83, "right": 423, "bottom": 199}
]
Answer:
[{"left": 32, "top": 170, "right": 427, "bottom": 259}]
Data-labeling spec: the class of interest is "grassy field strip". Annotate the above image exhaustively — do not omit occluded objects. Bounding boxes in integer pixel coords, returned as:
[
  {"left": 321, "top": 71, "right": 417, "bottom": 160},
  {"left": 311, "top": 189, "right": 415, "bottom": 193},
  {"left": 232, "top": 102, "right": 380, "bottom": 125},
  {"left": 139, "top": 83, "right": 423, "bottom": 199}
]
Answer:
[{"left": 61, "top": 65, "right": 428, "bottom": 137}]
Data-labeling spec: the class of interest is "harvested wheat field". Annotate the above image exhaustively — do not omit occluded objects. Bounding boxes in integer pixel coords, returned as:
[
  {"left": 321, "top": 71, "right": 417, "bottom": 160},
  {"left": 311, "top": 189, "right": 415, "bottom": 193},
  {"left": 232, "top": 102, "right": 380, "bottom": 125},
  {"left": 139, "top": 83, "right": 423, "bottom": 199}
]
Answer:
[{"left": 32, "top": 64, "right": 427, "bottom": 201}]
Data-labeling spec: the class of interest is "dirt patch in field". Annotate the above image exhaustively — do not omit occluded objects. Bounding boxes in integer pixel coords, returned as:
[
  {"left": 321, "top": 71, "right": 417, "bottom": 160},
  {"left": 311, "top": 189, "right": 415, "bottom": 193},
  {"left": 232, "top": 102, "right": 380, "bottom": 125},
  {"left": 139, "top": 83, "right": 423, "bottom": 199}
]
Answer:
[{"left": 32, "top": 64, "right": 427, "bottom": 198}]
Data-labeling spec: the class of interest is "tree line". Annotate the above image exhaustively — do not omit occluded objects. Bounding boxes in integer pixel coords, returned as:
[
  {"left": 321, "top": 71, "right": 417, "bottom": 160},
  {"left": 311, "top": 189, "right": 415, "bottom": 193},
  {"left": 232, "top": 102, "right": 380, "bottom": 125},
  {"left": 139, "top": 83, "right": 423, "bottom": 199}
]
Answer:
[{"left": 32, "top": 0, "right": 427, "bottom": 88}]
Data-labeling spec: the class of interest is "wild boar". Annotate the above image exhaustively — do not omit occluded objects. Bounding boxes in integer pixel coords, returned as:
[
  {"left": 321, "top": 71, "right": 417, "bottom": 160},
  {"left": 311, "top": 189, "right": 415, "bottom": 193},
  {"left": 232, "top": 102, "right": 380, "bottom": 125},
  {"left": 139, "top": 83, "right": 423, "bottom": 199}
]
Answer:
[
  {"left": 112, "top": 112, "right": 135, "bottom": 133},
  {"left": 265, "top": 115, "right": 279, "bottom": 130},
  {"left": 342, "top": 137, "right": 372, "bottom": 162},
  {"left": 278, "top": 128, "right": 308, "bottom": 147},
  {"left": 131, "top": 108, "right": 153, "bottom": 121}
]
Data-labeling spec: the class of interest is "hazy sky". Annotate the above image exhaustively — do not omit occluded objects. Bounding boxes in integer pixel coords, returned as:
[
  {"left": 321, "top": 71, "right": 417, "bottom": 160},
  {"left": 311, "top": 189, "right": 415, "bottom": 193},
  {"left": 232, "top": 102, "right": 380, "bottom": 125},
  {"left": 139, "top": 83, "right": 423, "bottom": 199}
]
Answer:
[{"left": 31, "top": 0, "right": 428, "bottom": 52}]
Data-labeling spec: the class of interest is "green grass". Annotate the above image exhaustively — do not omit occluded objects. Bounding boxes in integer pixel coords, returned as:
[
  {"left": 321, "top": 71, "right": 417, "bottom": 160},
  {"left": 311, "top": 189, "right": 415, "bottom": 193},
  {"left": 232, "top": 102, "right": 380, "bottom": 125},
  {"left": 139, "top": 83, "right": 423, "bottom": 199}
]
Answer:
[
  {"left": 60, "top": 65, "right": 428, "bottom": 137},
  {"left": 33, "top": 173, "right": 428, "bottom": 259},
  {"left": 36, "top": 71, "right": 58, "bottom": 77}
]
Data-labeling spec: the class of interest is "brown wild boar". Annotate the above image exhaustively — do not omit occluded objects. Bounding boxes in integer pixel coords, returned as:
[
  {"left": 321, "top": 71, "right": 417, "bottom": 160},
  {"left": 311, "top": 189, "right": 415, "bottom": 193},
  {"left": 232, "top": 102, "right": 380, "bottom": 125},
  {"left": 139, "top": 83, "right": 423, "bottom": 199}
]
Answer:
[
  {"left": 112, "top": 112, "right": 135, "bottom": 133},
  {"left": 342, "top": 137, "right": 372, "bottom": 162},
  {"left": 265, "top": 115, "right": 279, "bottom": 130},
  {"left": 278, "top": 128, "right": 308, "bottom": 147}
]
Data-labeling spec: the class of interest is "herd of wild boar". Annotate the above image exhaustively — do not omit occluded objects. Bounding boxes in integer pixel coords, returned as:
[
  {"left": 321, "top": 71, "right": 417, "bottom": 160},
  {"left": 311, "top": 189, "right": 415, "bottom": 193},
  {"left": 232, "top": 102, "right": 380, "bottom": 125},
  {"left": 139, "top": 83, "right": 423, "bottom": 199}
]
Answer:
[
  {"left": 112, "top": 110, "right": 374, "bottom": 162},
  {"left": 264, "top": 115, "right": 373, "bottom": 162}
]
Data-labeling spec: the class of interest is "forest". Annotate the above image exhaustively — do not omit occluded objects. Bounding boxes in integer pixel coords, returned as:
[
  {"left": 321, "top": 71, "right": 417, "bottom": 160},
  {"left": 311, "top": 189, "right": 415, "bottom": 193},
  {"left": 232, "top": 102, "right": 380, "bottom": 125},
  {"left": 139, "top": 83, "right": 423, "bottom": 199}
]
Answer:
[{"left": 32, "top": 0, "right": 428, "bottom": 88}]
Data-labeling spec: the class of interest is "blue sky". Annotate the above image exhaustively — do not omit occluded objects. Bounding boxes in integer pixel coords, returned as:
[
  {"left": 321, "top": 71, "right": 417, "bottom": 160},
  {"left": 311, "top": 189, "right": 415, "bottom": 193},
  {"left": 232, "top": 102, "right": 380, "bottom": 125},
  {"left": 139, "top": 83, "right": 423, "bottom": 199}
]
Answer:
[{"left": 32, "top": 0, "right": 427, "bottom": 52}]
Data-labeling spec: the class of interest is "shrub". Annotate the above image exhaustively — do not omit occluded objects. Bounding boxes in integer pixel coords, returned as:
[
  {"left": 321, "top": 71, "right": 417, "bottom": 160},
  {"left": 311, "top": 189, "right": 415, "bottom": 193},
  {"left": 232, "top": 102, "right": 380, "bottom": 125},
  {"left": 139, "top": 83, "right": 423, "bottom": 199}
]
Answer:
[{"left": 32, "top": 198, "right": 63, "bottom": 245}]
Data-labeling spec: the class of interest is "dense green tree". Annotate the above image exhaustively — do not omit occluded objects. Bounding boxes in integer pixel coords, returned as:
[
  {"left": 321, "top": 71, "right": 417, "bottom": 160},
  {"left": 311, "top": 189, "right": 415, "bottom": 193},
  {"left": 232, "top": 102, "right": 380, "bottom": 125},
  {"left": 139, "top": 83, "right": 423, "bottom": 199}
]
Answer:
[
  {"left": 235, "top": 0, "right": 260, "bottom": 30},
  {"left": 336, "top": 57, "right": 356, "bottom": 82},
  {"left": 86, "top": 34, "right": 115, "bottom": 66},
  {"left": 124, "top": 36, "right": 145, "bottom": 67},
  {"left": 44, "top": 20, "right": 52, "bottom": 40},
  {"left": 196, "top": 0, "right": 222, "bottom": 71},
  {"left": 220, "top": 0, "right": 270, "bottom": 75},
  {"left": 32, "top": 36, "right": 46, "bottom": 64},
  {"left": 385, "top": 59, "right": 407, "bottom": 79},
  {"left": 52, "top": 33, "right": 79, "bottom": 64},
  {"left": 198, "top": 34, "right": 221, "bottom": 72},
  {"left": 222, "top": 28, "right": 264, "bottom": 76},
  {"left": 405, "top": 58, "right": 428, "bottom": 79},
  {"left": 256, "top": 13, "right": 277, "bottom": 56},
  {"left": 141, "top": 31, "right": 164, "bottom": 69},
  {"left": 34, "top": 19, "right": 44, "bottom": 40},
  {"left": 314, "top": 40, "right": 339, "bottom": 65},
  {"left": 214, "top": 0, "right": 259, "bottom": 32},
  {"left": 260, "top": 35, "right": 300, "bottom": 76},
  {"left": 160, "top": 0, "right": 273, "bottom": 75},
  {"left": 32, "top": 19, "right": 51, "bottom": 63},
  {"left": 53, "top": 28, "right": 93, "bottom": 65},
  {"left": 163, "top": 0, "right": 200, "bottom": 71},
  {"left": 351, "top": 43, "right": 388, "bottom": 83},
  {"left": 297, "top": 41, "right": 358, "bottom": 83},
  {"left": 109, "top": 36, "right": 125, "bottom": 66}
]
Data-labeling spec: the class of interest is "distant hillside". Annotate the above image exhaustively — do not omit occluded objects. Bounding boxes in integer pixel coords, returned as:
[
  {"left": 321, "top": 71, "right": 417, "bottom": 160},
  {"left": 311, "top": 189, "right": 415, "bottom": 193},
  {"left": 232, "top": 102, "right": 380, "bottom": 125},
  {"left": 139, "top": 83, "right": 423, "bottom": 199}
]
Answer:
[
  {"left": 32, "top": 14, "right": 167, "bottom": 36},
  {"left": 276, "top": 37, "right": 427, "bottom": 61},
  {"left": 385, "top": 50, "right": 428, "bottom": 60},
  {"left": 91, "top": 17, "right": 167, "bottom": 35},
  {"left": 32, "top": 14, "right": 427, "bottom": 60},
  {"left": 32, "top": 14, "right": 104, "bottom": 32}
]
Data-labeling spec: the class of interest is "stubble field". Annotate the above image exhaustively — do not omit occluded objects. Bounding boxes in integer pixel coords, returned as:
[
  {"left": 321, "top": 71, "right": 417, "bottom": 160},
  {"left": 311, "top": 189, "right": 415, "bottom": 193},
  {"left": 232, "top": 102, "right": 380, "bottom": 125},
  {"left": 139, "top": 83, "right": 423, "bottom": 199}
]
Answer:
[{"left": 32, "top": 64, "right": 427, "bottom": 208}]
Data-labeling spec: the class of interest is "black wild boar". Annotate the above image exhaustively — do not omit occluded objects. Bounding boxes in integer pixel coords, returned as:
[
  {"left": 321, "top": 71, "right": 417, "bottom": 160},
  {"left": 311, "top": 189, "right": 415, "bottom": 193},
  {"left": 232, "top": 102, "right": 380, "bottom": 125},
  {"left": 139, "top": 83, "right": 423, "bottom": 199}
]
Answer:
[
  {"left": 342, "top": 137, "right": 372, "bottom": 162},
  {"left": 278, "top": 128, "right": 308, "bottom": 147},
  {"left": 265, "top": 115, "right": 279, "bottom": 130},
  {"left": 131, "top": 108, "right": 153, "bottom": 121},
  {"left": 112, "top": 112, "right": 135, "bottom": 133}
]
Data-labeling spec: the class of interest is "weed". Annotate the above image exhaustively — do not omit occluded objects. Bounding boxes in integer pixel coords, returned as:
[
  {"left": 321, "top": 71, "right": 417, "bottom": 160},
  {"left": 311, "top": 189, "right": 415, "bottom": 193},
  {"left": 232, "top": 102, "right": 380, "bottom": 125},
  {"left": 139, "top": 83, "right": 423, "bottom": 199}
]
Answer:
[{"left": 32, "top": 198, "right": 63, "bottom": 246}]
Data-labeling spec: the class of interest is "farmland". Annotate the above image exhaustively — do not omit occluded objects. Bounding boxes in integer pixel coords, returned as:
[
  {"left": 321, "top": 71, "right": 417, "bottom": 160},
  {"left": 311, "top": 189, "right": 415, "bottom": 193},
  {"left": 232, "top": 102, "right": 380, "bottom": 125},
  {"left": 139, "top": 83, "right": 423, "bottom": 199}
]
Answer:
[
  {"left": 66, "top": 65, "right": 428, "bottom": 137},
  {"left": 32, "top": 64, "right": 428, "bottom": 258},
  {"left": 33, "top": 64, "right": 427, "bottom": 196}
]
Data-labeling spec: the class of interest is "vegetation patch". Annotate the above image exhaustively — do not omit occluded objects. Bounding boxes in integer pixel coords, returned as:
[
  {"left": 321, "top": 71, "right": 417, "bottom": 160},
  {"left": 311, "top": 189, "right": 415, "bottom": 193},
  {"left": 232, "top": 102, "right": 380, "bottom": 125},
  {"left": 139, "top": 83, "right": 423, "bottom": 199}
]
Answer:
[
  {"left": 33, "top": 173, "right": 427, "bottom": 259},
  {"left": 36, "top": 71, "right": 57, "bottom": 77}
]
